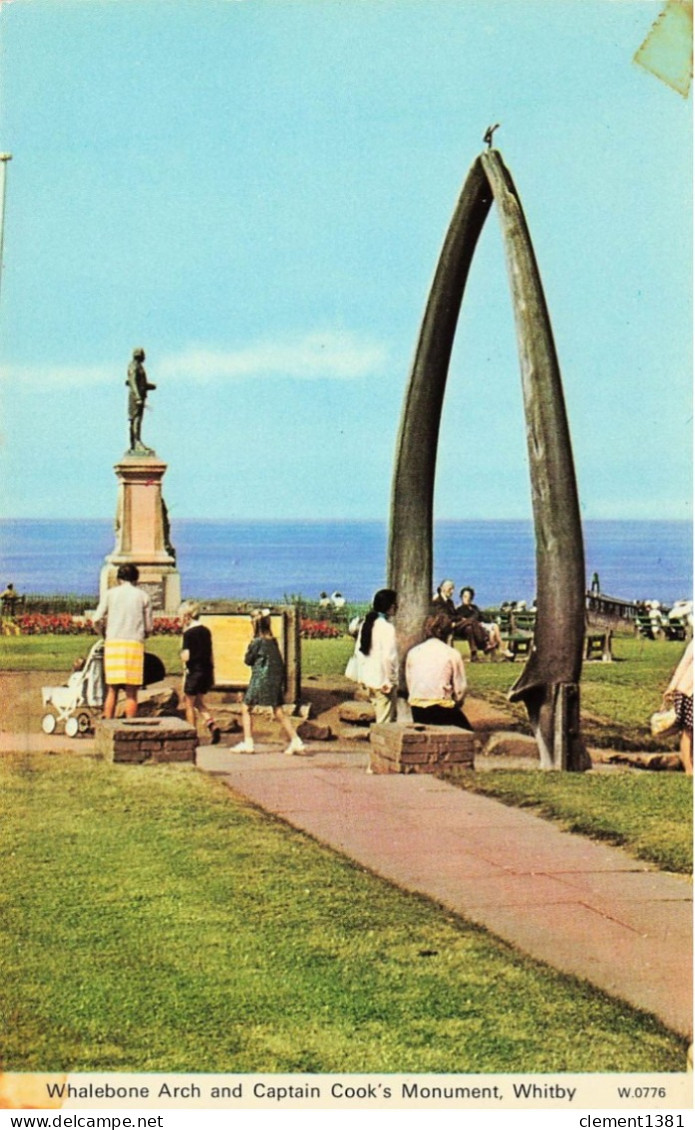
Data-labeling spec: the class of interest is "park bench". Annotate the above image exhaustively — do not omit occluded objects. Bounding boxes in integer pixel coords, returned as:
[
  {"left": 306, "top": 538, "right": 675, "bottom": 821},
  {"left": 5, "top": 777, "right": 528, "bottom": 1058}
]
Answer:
[
  {"left": 635, "top": 611, "right": 688, "bottom": 641},
  {"left": 663, "top": 618, "right": 688, "bottom": 642},
  {"left": 584, "top": 629, "right": 612, "bottom": 662},
  {"left": 496, "top": 609, "right": 534, "bottom": 660},
  {"left": 496, "top": 609, "right": 613, "bottom": 662}
]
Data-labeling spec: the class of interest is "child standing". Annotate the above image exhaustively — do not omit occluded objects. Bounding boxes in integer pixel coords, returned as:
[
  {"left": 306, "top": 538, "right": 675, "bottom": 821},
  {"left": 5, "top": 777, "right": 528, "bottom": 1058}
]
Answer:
[
  {"left": 179, "top": 601, "right": 220, "bottom": 744},
  {"left": 233, "top": 611, "right": 306, "bottom": 755}
]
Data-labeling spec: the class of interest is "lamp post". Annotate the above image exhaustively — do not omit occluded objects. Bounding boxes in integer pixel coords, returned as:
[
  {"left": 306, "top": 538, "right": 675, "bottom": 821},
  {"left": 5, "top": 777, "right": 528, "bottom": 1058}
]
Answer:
[{"left": 0, "top": 153, "right": 12, "bottom": 306}]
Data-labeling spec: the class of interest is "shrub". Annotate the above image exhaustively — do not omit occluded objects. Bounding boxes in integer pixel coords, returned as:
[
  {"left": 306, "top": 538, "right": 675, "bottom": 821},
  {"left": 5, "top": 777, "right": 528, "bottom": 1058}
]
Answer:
[
  {"left": 4, "top": 613, "right": 182, "bottom": 636},
  {"left": 13, "top": 612, "right": 90, "bottom": 636},
  {"left": 152, "top": 617, "right": 182, "bottom": 635},
  {"left": 300, "top": 618, "right": 342, "bottom": 640}
]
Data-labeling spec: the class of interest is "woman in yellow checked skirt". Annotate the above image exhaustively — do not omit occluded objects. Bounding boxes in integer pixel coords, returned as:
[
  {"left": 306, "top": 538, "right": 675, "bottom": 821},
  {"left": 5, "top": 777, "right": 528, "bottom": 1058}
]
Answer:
[{"left": 93, "top": 563, "right": 153, "bottom": 719}]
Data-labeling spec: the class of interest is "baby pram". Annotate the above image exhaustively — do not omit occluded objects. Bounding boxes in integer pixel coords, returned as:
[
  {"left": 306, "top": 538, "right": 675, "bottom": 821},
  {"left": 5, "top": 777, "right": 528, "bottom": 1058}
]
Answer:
[{"left": 41, "top": 638, "right": 105, "bottom": 737}]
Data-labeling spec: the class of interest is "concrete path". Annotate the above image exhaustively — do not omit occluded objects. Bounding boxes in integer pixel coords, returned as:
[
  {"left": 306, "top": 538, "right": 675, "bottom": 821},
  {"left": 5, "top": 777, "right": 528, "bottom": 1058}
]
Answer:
[{"left": 198, "top": 742, "right": 693, "bottom": 1040}]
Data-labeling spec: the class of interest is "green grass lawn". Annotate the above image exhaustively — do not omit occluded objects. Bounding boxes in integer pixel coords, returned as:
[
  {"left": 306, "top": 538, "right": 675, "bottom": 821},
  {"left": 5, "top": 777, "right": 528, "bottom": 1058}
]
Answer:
[
  {"left": 1, "top": 752, "right": 688, "bottom": 1074},
  {"left": 0, "top": 633, "right": 183, "bottom": 673},
  {"left": 442, "top": 768, "right": 692, "bottom": 874}
]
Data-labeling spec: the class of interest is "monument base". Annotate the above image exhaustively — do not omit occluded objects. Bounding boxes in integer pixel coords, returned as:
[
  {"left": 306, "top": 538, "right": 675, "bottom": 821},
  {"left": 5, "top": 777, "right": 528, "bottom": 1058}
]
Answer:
[
  {"left": 99, "top": 562, "right": 181, "bottom": 616},
  {"left": 100, "top": 452, "right": 182, "bottom": 614}
]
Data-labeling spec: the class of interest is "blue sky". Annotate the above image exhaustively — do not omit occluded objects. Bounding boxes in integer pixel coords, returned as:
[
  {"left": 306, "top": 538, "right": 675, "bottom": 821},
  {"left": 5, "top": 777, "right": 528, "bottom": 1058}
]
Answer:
[{"left": 0, "top": 0, "right": 691, "bottom": 522}]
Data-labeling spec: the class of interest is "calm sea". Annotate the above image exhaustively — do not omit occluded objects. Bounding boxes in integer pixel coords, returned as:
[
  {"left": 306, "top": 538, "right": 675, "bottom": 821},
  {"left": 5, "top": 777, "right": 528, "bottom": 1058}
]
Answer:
[{"left": 0, "top": 519, "right": 691, "bottom": 608}]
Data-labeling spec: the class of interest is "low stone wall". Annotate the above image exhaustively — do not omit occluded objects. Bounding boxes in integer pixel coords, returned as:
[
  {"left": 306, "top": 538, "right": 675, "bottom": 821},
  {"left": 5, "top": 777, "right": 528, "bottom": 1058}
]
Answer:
[
  {"left": 95, "top": 717, "right": 197, "bottom": 764},
  {"left": 369, "top": 723, "right": 475, "bottom": 775}
]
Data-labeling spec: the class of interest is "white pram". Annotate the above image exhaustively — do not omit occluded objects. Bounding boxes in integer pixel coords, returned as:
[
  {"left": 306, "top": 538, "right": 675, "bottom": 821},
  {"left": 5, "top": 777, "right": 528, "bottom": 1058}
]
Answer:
[{"left": 41, "top": 638, "right": 105, "bottom": 737}]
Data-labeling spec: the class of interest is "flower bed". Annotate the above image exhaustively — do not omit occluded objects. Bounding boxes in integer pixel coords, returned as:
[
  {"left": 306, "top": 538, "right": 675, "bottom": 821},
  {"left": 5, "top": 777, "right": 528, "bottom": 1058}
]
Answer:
[
  {"left": 4, "top": 613, "right": 182, "bottom": 636},
  {"left": 300, "top": 618, "right": 343, "bottom": 640}
]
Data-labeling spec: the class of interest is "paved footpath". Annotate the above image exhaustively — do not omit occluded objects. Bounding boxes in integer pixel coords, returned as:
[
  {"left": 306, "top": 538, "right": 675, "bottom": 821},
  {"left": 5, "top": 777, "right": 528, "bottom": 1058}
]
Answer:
[{"left": 197, "top": 743, "right": 693, "bottom": 1040}]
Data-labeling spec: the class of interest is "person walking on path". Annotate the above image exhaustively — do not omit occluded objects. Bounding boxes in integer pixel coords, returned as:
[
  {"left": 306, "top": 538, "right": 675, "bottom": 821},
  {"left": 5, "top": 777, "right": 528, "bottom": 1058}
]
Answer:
[
  {"left": 347, "top": 588, "right": 399, "bottom": 724},
  {"left": 179, "top": 600, "right": 220, "bottom": 745},
  {"left": 233, "top": 611, "right": 306, "bottom": 755},
  {"left": 93, "top": 563, "right": 153, "bottom": 719},
  {"left": 405, "top": 612, "right": 473, "bottom": 730},
  {"left": 664, "top": 638, "right": 693, "bottom": 775}
]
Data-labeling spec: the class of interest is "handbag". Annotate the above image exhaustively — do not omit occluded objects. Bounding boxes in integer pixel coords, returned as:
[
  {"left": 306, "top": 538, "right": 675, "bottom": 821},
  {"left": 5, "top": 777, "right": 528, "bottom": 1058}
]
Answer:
[{"left": 650, "top": 706, "right": 679, "bottom": 739}]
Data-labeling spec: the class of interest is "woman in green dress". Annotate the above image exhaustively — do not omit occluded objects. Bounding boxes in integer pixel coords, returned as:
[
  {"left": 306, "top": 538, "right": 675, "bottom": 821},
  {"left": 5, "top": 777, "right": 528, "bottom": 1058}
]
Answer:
[{"left": 233, "top": 611, "right": 306, "bottom": 755}]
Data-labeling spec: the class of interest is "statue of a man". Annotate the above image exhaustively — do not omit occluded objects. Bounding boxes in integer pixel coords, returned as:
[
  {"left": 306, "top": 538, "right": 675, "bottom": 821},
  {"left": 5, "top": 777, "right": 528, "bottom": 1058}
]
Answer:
[{"left": 126, "top": 347, "right": 157, "bottom": 454}]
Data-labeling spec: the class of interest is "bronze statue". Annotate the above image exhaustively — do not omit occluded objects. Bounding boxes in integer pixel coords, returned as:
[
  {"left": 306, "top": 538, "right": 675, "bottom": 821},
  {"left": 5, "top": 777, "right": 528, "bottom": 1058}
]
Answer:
[{"left": 126, "top": 347, "right": 157, "bottom": 454}]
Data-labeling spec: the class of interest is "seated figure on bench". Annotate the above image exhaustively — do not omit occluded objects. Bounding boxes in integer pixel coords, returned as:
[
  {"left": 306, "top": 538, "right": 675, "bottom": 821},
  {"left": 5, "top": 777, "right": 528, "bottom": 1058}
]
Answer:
[
  {"left": 453, "top": 586, "right": 502, "bottom": 661},
  {"left": 431, "top": 579, "right": 457, "bottom": 618}
]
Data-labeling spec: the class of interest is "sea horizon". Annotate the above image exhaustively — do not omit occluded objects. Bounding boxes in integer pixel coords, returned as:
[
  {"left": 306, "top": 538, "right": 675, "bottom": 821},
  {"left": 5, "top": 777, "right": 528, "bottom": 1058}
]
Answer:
[{"left": 0, "top": 517, "right": 691, "bottom": 608}]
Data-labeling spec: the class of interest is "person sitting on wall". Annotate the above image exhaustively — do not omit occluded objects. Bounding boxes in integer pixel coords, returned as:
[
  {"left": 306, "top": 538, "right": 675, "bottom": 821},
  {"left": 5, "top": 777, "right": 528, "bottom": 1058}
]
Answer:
[
  {"left": 453, "top": 585, "right": 502, "bottom": 661},
  {"left": 405, "top": 612, "right": 472, "bottom": 730}
]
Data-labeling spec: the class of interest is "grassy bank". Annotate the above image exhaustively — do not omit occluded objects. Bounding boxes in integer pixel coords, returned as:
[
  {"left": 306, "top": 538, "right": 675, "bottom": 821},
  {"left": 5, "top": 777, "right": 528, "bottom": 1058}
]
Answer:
[
  {"left": 442, "top": 769, "right": 692, "bottom": 874},
  {"left": 1, "top": 752, "right": 687, "bottom": 1073}
]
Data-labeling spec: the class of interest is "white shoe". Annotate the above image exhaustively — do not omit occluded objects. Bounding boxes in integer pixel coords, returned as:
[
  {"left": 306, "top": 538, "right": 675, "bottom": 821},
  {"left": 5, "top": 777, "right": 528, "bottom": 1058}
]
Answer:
[
  {"left": 232, "top": 739, "right": 255, "bottom": 754},
  {"left": 285, "top": 737, "right": 306, "bottom": 755}
]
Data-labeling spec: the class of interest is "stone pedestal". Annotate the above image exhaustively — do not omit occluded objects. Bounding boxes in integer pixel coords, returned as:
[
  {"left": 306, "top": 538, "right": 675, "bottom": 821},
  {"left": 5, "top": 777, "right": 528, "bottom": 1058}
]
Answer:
[
  {"left": 95, "top": 717, "right": 197, "bottom": 764},
  {"left": 369, "top": 723, "right": 475, "bottom": 775},
  {"left": 100, "top": 454, "right": 181, "bottom": 613}
]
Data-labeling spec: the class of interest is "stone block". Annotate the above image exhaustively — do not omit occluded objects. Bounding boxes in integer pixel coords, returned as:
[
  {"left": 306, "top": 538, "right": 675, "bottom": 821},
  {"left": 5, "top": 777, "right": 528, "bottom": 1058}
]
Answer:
[
  {"left": 483, "top": 731, "right": 538, "bottom": 759},
  {"left": 369, "top": 723, "right": 475, "bottom": 775},
  {"left": 339, "top": 700, "right": 376, "bottom": 725},
  {"left": 95, "top": 717, "right": 198, "bottom": 764},
  {"left": 297, "top": 720, "right": 334, "bottom": 742}
]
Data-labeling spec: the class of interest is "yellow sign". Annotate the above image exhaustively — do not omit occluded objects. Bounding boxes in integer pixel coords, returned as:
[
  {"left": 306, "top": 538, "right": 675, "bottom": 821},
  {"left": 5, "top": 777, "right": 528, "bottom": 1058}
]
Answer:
[{"left": 199, "top": 613, "right": 286, "bottom": 687}]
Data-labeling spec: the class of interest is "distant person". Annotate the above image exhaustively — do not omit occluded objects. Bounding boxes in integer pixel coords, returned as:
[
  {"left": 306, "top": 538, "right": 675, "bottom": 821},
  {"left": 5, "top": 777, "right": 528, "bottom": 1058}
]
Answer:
[
  {"left": 233, "top": 611, "right": 306, "bottom": 755},
  {"left": 664, "top": 639, "right": 693, "bottom": 775},
  {"left": 431, "top": 580, "right": 457, "bottom": 618},
  {"left": 668, "top": 600, "right": 694, "bottom": 634},
  {"left": 179, "top": 601, "right": 220, "bottom": 744},
  {"left": 318, "top": 591, "right": 332, "bottom": 609},
  {"left": 648, "top": 600, "right": 664, "bottom": 638},
  {"left": 406, "top": 613, "right": 472, "bottom": 730},
  {"left": 346, "top": 589, "right": 399, "bottom": 724},
  {"left": 0, "top": 583, "right": 19, "bottom": 613},
  {"left": 454, "top": 586, "right": 502, "bottom": 661},
  {"left": 93, "top": 563, "right": 153, "bottom": 719},
  {"left": 331, "top": 591, "right": 346, "bottom": 609}
]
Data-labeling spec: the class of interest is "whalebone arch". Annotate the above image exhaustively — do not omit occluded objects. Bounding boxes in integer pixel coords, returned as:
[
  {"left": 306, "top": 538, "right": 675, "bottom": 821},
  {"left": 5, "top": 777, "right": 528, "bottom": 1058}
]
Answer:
[{"left": 387, "top": 147, "right": 588, "bottom": 771}]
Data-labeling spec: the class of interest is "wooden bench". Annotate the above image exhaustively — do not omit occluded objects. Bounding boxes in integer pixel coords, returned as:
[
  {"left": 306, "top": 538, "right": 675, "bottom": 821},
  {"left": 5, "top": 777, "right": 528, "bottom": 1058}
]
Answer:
[
  {"left": 635, "top": 612, "right": 687, "bottom": 641},
  {"left": 495, "top": 611, "right": 534, "bottom": 660},
  {"left": 584, "top": 630, "right": 612, "bottom": 662},
  {"left": 496, "top": 610, "right": 613, "bottom": 663},
  {"left": 502, "top": 631, "right": 533, "bottom": 660}
]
